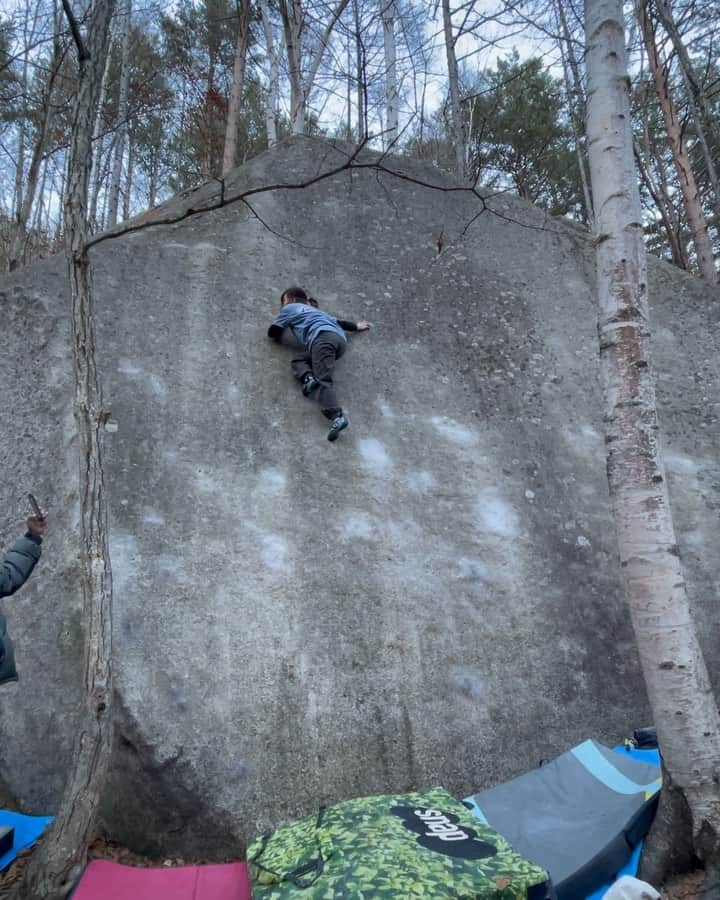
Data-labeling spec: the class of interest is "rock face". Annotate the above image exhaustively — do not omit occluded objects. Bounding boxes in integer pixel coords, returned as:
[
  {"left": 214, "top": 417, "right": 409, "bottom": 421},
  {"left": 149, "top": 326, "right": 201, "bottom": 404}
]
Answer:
[{"left": 1, "top": 136, "right": 719, "bottom": 856}]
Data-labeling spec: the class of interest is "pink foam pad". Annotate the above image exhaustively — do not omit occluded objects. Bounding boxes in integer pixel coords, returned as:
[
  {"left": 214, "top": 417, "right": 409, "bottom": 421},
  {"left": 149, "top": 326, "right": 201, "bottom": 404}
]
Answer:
[{"left": 72, "top": 859, "right": 251, "bottom": 900}]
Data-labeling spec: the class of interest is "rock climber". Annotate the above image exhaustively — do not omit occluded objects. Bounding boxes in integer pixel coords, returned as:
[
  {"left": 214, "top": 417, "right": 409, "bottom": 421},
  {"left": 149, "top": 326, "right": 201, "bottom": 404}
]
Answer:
[{"left": 268, "top": 286, "right": 370, "bottom": 441}]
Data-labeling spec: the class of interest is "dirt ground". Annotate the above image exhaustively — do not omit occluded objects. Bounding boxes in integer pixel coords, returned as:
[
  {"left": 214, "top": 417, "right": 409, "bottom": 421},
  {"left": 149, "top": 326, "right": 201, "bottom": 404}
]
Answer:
[{"left": 662, "top": 871, "right": 705, "bottom": 899}]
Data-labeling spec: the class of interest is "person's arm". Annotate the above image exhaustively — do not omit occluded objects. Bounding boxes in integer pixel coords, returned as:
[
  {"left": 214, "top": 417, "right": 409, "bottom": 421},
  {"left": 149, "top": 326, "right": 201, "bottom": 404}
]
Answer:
[
  {"left": 0, "top": 518, "right": 45, "bottom": 598},
  {"left": 337, "top": 319, "right": 371, "bottom": 332},
  {"left": 267, "top": 306, "right": 295, "bottom": 342}
]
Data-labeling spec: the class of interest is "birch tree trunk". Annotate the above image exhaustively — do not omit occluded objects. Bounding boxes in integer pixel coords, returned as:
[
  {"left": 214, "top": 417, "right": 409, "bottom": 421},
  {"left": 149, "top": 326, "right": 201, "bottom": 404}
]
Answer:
[
  {"left": 106, "top": 0, "right": 131, "bottom": 227},
  {"left": 441, "top": 0, "right": 466, "bottom": 180},
  {"left": 222, "top": 0, "right": 252, "bottom": 176},
  {"left": 278, "top": 0, "right": 304, "bottom": 133},
  {"left": 260, "top": 0, "right": 279, "bottom": 146},
  {"left": 12, "top": 54, "right": 28, "bottom": 222},
  {"left": 381, "top": 0, "right": 398, "bottom": 147},
  {"left": 14, "top": 0, "right": 116, "bottom": 895},
  {"left": 89, "top": 44, "right": 113, "bottom": 231},
  {"left": 278, "top": 0, "right": 350, "bottom": 134},
  {"left": 123, "top": 136, "right": 133, "bottom": 220},
  {"left": 585, "top": 0, "right": 720, "bottom": 890},
  {"left": 638, "top": 0, "right": 716, "bottom": 284}
]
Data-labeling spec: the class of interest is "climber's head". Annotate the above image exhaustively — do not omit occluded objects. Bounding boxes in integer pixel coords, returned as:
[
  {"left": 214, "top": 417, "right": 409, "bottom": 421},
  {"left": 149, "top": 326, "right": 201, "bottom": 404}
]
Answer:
[{"left": 280, "top": 286, "right": 308, "bottom": 306}]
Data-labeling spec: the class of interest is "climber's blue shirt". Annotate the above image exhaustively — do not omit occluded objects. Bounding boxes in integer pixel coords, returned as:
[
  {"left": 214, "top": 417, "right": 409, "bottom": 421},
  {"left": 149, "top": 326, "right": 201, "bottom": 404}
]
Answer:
[{"left": 271, "top": 303, "right": 347, "bottom": 350}]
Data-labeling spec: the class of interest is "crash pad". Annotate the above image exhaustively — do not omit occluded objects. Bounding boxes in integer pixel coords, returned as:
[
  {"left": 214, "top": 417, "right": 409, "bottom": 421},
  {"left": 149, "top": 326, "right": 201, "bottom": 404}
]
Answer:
[
  {"left": 586, "top": 746, "right": 662, "bottom": 900},
  {"left": 0, "top": 809, "right": 53, "bottom": 871},
  {"left": 465, "top": 740, "right": 661, "bottom": 900},
  {"left": 248, "top": 786, "right": 552, "bottom": 898},
  {"left": 71, "top": 859, "right": 251, "bottom": 900}
]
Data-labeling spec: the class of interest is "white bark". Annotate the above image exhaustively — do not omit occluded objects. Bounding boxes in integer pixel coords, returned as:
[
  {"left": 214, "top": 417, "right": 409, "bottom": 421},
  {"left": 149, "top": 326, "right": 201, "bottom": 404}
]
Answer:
[
  {"left": 260, "top": 0, "right": 279, "bottom": 146},
  {"left": 123, "top": 136, "right": 133, "bottom": 220},
  {"left": 222, "top": 0, "right": 252, "bottom": 176},
  {"left": 13, "top": 54, "right": 28, "bottom": 222},
  {"left": 441, "top": 0, "right": 465, "bottom": 180},
  {"left": 278, "top": 0, "right": 350, "bottom": 134},
  {"left": 381, "top": 0, "right": 398, "bottom": 147},
  {"left": 89, "top": 25, "right": 114, "bottom": 230},
  {"left": 278, "top": 0, "right": 304, "bottom": 133},
  {"left": 106, "top": 0, "right": 131, "bottom": 227},
  {"left": 585, "top": 0, "right": 720, "bottom": 878}
]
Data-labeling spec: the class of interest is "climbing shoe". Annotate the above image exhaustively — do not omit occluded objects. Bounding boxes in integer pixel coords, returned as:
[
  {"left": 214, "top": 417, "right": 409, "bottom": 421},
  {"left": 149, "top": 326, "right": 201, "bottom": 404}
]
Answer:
[
  {"left": 327, "top": 414, "right": 349, "bottom": 442},
  {"left": 302, "top": 375, "right": 319, "bottom": 397}
]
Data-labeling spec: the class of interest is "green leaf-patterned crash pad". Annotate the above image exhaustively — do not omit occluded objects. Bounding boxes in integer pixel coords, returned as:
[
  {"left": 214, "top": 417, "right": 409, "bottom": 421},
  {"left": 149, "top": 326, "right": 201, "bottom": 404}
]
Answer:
[{"left": 248, "top": 787, "right": 551, "bottom": 899}]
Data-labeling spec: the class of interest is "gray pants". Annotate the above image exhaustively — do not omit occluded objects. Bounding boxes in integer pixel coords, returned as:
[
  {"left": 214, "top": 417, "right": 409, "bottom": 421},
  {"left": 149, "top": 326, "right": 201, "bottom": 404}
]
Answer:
[{"left": 292, "top": 331, "right": 346, "bottom": 419}]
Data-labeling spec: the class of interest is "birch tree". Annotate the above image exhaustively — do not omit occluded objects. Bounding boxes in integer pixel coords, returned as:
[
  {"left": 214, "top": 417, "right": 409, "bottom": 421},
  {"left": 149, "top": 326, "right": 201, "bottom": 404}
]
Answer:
[
  {"left": 380, "top": 0, "right": 398, "bottom": 146},
  {"left": 277, "top": 0, "right": 351, "bottom": 134},
  {"left": 441, "top": 0, "right": 466, "bottom": 179},
  {"left": 14, "top": 0, "right": 116, "bottom": 893},
  {"left": 106, "top": 0, "right": 131, "bottom": 227},
  {"left": 259, "top": 0, "right": 279, "bottom": 145},
  {"left": 222, "top": 0, "right": 252, "bottom": 175},
  {"left": 585, "top": 0, "right": 720, "bottom": 887}
]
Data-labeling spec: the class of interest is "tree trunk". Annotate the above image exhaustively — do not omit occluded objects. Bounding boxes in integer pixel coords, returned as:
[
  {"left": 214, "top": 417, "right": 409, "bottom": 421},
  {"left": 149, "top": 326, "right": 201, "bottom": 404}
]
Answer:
[
  {"left": 123, "top": 135, "right": 133, "bottom": 220},
  {"left": 106, "top": 0, "right": 131, "bottom": 227},
  {"left": 381, "top": 0, "right": 398, "bottom": 147},
  {"left": 441, "top": 0, "right": 466, "bottom": 180},
  {"left": 278, "top": 0, "right": 304, "bottom": 133},
  {"left": 639, "top": 0, "right": 716, "bottom": 284},
  {"left": 652, "top": 0, "right": 720, "bottom": 222},
  {"left": 584, "top": 0, "right": 720, "bottom": 892},
  {"left": 12, "top": 54, "right": 28, "bottom": 223},
  {"left": 32, "top": 156, "right": 49, "bottom": 235},
  {"left": 354, "top": 0, "right": 366, "bottom": 142},
  {"left": 637, "top": 73, "right": 688, "bottom": 270},
  {"left": 88, "top": 42, "right": 113, "bottom": 231},
  {"left": 14, "top": 0, "right": 117, "bottom": 894},
  {"left": 345, "top": 34, "right": 352, "bottom": 139},
  {"left": 634, "top": 142, "right": 687, "bottom": 270},
  {"left": 9, "top": 16, "right": 63, "bottom": 270},
  {"left": 148, "top": 147, "right": 158, "bottom": 209},
  {"left": 222, "top": 0, "right": 252, "bottom": 176},
  {"left": 260, "top": 0, "right": 279, "bottom": 146},
  {"left": 554, "top": 0, "right": 593, "bottom": 226},
  {"left": 278, "top": 0, "right": 350, "bottom": 135}
]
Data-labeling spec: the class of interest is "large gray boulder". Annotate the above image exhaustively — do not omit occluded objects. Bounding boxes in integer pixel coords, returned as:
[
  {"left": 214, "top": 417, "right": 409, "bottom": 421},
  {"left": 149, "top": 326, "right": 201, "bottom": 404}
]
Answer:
[{"left": 1, "top": 136, "right": 718, "bottom": 856}]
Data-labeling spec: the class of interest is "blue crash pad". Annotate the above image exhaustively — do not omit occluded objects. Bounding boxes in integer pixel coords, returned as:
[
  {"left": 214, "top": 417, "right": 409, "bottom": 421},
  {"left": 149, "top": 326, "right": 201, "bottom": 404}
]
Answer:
[
  {"left": 0, "top": 810, "right": 53, "bottom": 871},
  {"left": 586, "top": 746, "right": 661, "bottom": 899}
]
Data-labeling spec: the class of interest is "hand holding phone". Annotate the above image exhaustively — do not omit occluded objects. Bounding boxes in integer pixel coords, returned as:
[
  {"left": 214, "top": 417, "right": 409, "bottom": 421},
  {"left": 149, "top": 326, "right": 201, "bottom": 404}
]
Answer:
[{"left": 27, "top": 493, "right": 47, "bottom": 537}]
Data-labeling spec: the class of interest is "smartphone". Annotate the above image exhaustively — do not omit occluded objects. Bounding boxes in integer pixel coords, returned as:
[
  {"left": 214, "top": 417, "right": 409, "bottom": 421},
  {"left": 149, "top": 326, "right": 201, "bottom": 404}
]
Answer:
[{"left": 27, "top": 493, "right": 43, "bottom": 519}]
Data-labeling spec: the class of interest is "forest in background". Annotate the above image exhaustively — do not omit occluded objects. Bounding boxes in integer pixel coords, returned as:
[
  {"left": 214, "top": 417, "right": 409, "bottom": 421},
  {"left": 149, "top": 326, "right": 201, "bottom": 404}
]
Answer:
[{"left": 0, "top": 0, "right": 717, "bottom": 277}]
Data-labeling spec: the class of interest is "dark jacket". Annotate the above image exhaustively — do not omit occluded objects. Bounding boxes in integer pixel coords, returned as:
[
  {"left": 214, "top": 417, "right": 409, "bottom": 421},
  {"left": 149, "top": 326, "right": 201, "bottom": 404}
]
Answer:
[{"left": 0, "top": 534, "right": 42, "bottom": 685}]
